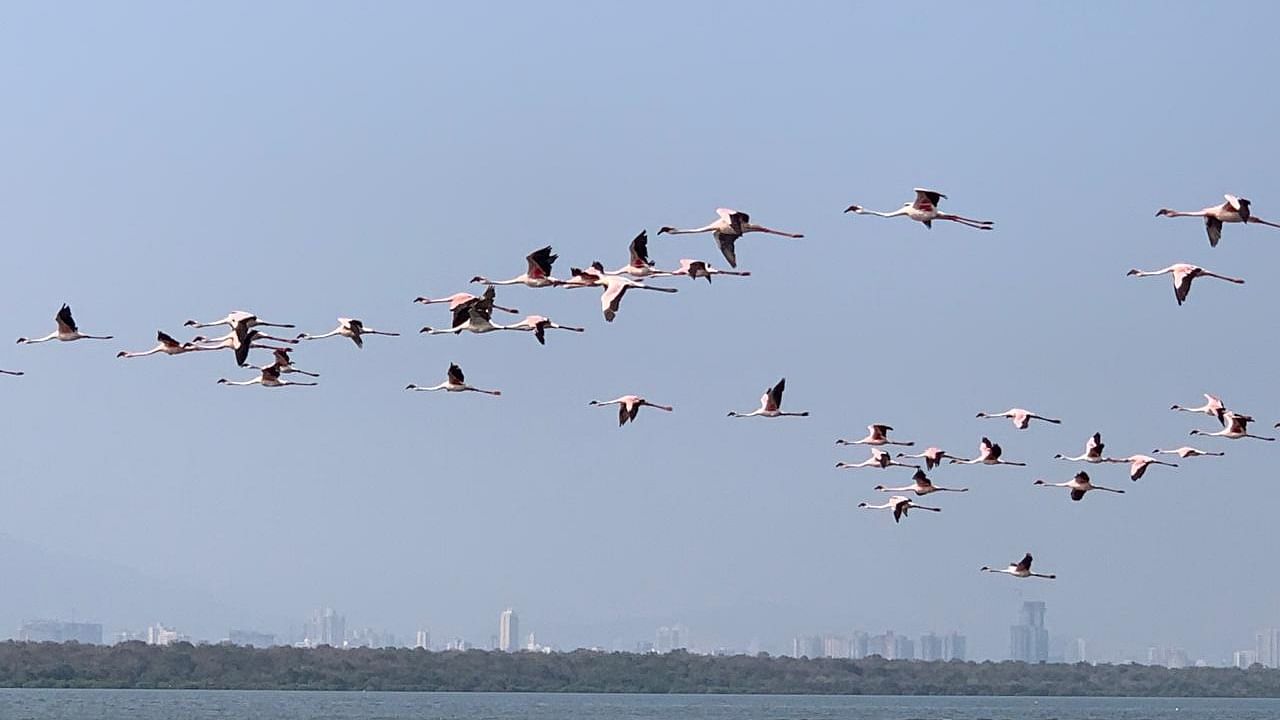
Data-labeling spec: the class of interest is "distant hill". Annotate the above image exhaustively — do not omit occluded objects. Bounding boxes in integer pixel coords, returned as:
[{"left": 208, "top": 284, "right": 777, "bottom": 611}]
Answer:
[{"left": 0, "top": 532, "right": 255, "bottom": 641}]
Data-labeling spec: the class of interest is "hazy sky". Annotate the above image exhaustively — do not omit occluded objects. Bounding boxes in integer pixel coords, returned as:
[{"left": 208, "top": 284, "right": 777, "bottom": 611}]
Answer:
[{"left": 2, "top": 1, "right": 1278, "bottom": 660}]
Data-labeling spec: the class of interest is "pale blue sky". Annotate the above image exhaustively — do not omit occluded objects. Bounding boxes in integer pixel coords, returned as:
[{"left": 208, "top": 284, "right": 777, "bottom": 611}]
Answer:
[{"left": 2, "top": 2, "right": 1278, "bottom": 660}]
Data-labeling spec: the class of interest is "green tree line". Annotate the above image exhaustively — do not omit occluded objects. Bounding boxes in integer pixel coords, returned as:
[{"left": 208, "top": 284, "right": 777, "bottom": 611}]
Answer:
[{"left": 1, "top": 642, "right": 1279, "bottom": 696}]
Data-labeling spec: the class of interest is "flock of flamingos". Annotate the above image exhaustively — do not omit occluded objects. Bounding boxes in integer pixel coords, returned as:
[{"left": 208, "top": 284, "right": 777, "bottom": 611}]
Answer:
[{"left": 8, "top": 189, "right": 1279, "bottom": 581}]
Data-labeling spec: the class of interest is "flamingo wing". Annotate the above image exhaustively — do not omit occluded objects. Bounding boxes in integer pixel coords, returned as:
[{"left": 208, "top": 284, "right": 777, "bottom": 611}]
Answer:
[
  {"left": 526, "top": 246, "right": 557, "bottom": 279},
  {"left": 447, "top": 363, "right": 465, "bottom": 385},
  {"left": 1205, "top": 216, "right": 1223, "bottom": 247},
  {"left": 913, "top": 188, "right": 946, "bottom": 209},
  {"left": 56, "top": 304, "right": 77, "bottom": 333}
]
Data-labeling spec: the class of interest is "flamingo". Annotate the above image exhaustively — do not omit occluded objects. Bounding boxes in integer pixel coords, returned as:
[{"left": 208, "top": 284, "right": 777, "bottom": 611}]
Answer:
[
  {"left": 184, "top": 311, "right": 294, "bottom": 330},
  {"left": 471, "top": 246, "right": 564, "bottom": 288},
  {"left": 656, "top": 208, "right": 803, "bottom": 268},
  {"left": 727, "top": 378, "right": 810, "bottom": 418},
  {"left": 950, "top": 437, "right": 1026, "bottom": 467},
  {"left": 1191, "top": 412, "right": 1274, "bottom": 441},
  {"left": 1111, "top": 454, "right": 1178, "bottom": 481},
  {"left": 975, "top": 407, "right": 1061, "bottom": 430},
  {"left": 896, "top": 447, "right": 971, "bottom": 470},
  {"left": 1126, "top": 264, "right": 1244, "bottom": 306},
  {"left": 981, "top": 553, "right": 1056, "bottom": 580},
  {"left": 406, "top": 363, "right": 501, "bottom": 396},
  {"left": 875, "top": 469, "right": 968, "bottom": 496},
  {"left": 587, "top": 395, "right": 674, "bottom": 426},
  {"left": 503, "top": 315, "right": 585, "bottom": 345},
  {"left": 296, "top": 318, "right": 399, "bottom": 348},
  {"left": 1153, "top": 446, "right": 1225, "bottom": 459},
  {"left": 857, "top": 495, "right": 941, "bottom": 523},
  {"left": 844, "top": 188, "right": 993, "bottom": 230},
  {"left": 1033, "top": 470, "right": 1125, "bottom": 501},
  {"left": 603, "top": 231, "right": 669, "bottom": 278},
  {"left": 117, "top": 331, "right": 217, "bottom": 359},
  {"left": 1054, "top": 432, "right": 1116, "bottom": 464},
  {"left": 667, "top": 258, "right": 751, "bottom": 283},
  {"left": 836, "top": 448, "right": 919, "bottom": 470},
  {"left": 413, "top": 292, "right": 519, "bottom": 315},
  {"left": 565, "top": 265, "right": 678, "bottom": 322},
  {"left": 1156, "top": 194, "right": 1280, "bottom": 247},
  {"left": 17, "top": 305, "right": 113, "bottom": 344},
  {"left": 835, "top": 424, "right": 914, "bottom": 447},
  {"left": 217, "top": 363, "right": 317, "bottom": 388},
  {"left": 193, "top": 326, "right": 294, "bottom": 367},
  {"left": 252, "top": 347, "right": 319, "bottom": 378},
  {"left": 1170, "top": 393, "right": 1225, "bottom": 418},
  {"left": 420, "top": 289, "right": 508, "bottom": 335}
]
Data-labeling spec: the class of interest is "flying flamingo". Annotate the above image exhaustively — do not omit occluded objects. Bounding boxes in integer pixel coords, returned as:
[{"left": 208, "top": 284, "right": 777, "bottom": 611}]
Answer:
[
  {"left": 413, "top": 292, "right": 519, "bottom": 315},
  {"left": 1191, "top": 412, "right": 1274, "bottom": 441},
  {"left": 896, "top": 447, "right": 971, "bottom": 470},
  {"left": 657, "top": 208, "right": 803, "bottom": 268},
  {"left": 503, "top": 315, "right": 585, "bottom": 345},
  {"left": 1110, "top": 454, "right": 1178, "bottom": 481},
  {"left": 836, "top": 448, "right": 919, "bottom": 470},
  {"left": 117, "top": 331, "right": 217, "bottom": 359},
  {"left": 17, "top": 305, "right": 113, "bottom": 344},
  {"left": 835, "top": 424, "right": 915, "bottom": 447},
  {"left": 981, "top": 553, "right": 1056, "bottom": 580},
  {"left": 875, "top": 469, "right": 968, "bottom": 496},
  {"left": 565, "top": 265, "right": 678, "bottom": 322},
  {"left": 1054, "top": 432, "right": 1116, "bottom": 464},
  {"left": 420, "top": 289, "right": 508, "bottom": 335},
  {"left": 252, "top": 347, "right": 319, "bottom": 378},
  {"left": 844, "top": 188, "right": 993, "bottom": 230},
  {"left": 587, "top": 395, "right": 674, "bottom": 426},
  {"left": 406, "top": 363, "right": 501, "bottom": 396},
  {"left": 603, "top": 231, "right": 669, "bottom": 278},
  {"left": 217, "top": 363, "right": 317, "bottom": 389},
  {"left": 184, "top": 311, "right": 294, "bottom": 330},
  {"left": 667, "top": 258, "right": 751, "bottom": 283},
  {"left": 1126, "top": 264, "right": 1244, "bottom": 306},
  {"left": 1033, "top": 470, "right": 1125, "bottom": 502},
  {"left": 296, "top": 318, "right": 399, "bottom": 348},
  {"left": 1156, "top": 194, "right": 1280, "bottom": 247},
  {"left": 857, "top": 495, "right": 941, "bottom": 523},
  {"left": 193, "top": 325, "right": 294, "bottom": 367},
  {"left": 975, "top": 407, "right": 1061, "bottom": 430},
  {"left": 471, "top": 246, "right": 564, "bottom": 288},
  {"left": 1171, "top": 393, "right": 1225, "bottom": 418},
  {"left": 1153, "top": 446, "right": 1225, "bottom": 459},
  {"left": 950, "top": 437, "right": 1026, "bottom": 466},
  {"left": 727, "top": 378, "right": 810, "bottom": 418}
]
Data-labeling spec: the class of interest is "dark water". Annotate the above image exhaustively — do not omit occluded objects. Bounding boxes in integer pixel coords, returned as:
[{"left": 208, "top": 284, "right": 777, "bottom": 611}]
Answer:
[{"left": 0, "top": 690, "right": 1275, "bottom": 719}]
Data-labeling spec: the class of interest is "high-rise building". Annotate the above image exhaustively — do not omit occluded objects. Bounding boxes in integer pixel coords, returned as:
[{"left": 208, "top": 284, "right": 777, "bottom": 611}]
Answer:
[
  {"left": 868, "top": 631, "right": 896, "bottom": 659},
  {"left": 1010, "top": 601, "right": 1049, "bottom": 662},
  {"left": 18, "top": 620, "right": 103, "bottom": 645},
  {"left": 1066, "top": 637, "right": 1087, "bottom": 664},
  {"left": 499, "top": 609, "right": 519, "bottom": 652},
  {"left": 894, "top": 634, "right": 915, "bottom": 661},
  {"left": 146, "top": 623, "right": 183, "bottom": 646},
  {"left": 656, "top": 624, "right": 689, "bottom": 653},
  {"left": 919, "top": 633, "right": 944, "bottom": 661},
  {"left": 822, "top": 634, "right": 849, "bottom": 659},
  {"left": 304, "top": 608, "right": 346, "bottom": 648},
  {"left": 415, "top": 630, "right": 431, "bottom": 650},
  {"left": 943, "top": 632, "right": 967, "bottom": 661},
  {"left": 851, "top": 631, "right": 869, "bottom": 660},
  {"left": 1256, "top": 628, "right": 1280, "bottom": 668},
  {"left": 227, "top": 629, "right": 276, "bottom": 647},
  {"left": 791, "top": 635, "right": 823, "bottom": 659},
  {"left": 1235, "top": 649, "right": 1259, "bottom": 669}
]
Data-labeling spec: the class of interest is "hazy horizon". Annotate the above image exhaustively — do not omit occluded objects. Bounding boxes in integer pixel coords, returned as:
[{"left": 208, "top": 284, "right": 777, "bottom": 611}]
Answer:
[{"left": 2, "top": 1, "right": 1278, "bottom": 665}]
